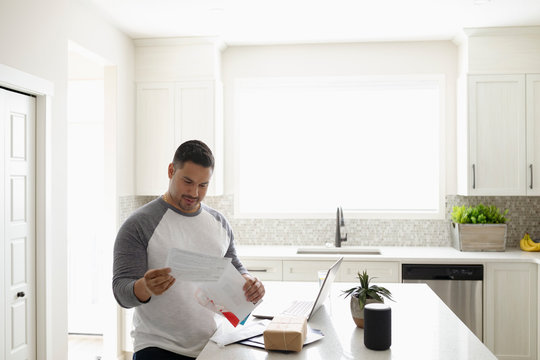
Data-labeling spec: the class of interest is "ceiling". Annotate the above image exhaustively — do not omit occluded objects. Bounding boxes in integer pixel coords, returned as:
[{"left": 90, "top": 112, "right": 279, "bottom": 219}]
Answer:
[{"left": 86, "top": 0, "right": 540, "bottom": 45}]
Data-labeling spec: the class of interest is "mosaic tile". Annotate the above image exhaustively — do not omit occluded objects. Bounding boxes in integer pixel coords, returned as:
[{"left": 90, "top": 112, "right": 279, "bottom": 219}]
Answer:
[{"left": 118, "top": 194, "right": 540, "bottom": 248}]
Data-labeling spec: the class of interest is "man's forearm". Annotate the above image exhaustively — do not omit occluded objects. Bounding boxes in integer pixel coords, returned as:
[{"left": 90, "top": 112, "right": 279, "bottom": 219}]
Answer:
[{"left": 134, "top": 277, "right": 151, "bottom": 302}]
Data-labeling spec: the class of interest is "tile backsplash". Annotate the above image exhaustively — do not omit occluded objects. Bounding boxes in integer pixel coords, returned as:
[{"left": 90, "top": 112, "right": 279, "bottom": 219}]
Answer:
[{"left": 118, "top": 194, "right": 540, "bottom": 248}]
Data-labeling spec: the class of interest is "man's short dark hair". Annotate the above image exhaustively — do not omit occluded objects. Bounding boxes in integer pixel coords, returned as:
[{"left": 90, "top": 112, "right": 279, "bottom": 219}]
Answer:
[{"left": 172, "top": 140, "right": 215, "bottom": 170}]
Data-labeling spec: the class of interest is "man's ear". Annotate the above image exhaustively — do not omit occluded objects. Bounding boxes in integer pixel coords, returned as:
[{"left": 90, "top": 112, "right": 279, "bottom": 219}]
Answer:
[{"left": 168, "top": 163, "right": 175, "bottom": 179}]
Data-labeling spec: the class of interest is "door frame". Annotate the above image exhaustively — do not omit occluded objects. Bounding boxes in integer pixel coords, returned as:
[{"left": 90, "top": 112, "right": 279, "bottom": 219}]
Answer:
[{"left": 0, "top": 63, "right": 54, "bottom": 360}]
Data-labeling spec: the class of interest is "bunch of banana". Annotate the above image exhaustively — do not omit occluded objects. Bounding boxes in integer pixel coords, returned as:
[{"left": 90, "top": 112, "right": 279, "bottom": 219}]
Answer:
[{"left": 519, "top": 233, "right": 540, "bottom": 252}]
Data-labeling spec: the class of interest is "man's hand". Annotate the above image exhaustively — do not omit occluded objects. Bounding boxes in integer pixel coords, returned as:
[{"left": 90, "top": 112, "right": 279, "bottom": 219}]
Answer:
[
  {"left": 134, "top": 267, "right": 176, "bottom": 302},
  {"left": 242, "top": 273, "right": 265, "bottom": 304}
]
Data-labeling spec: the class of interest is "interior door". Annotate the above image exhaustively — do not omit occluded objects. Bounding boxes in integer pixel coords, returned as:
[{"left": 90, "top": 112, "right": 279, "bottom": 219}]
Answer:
[{"left": 1, "top": 88, "right": 36, "bottom": 360}]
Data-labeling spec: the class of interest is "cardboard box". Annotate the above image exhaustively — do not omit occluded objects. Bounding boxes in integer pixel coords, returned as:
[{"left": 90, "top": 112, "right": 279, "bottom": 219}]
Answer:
[{"left": 263, "top": 315, "right": 307, "bottom": 352}]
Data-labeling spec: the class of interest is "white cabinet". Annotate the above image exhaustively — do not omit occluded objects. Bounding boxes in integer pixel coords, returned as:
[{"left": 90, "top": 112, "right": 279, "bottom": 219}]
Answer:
[
  {"left": 459, "top": 74, "right": 540, "bottom": 195},
  {"left": 283, "top": 260, "right": 337, "bottom": 281},
  {"left": 466, "top": 74, "right": 526, "bottom": 195},
  {"left": 485, "top": 262, "right": 537, "bottom": 360},
  {"left": 174, "top": 81, "right": 223, "bottom": 196},
  {"left": 282, "top": 260, "right": 400, "bottom": 282},
  {"left": 135, "top": 83, "right": 175, "bottom": 195},
  {"left": 135, "top": 80, "right": 223, "bottom": 196},
  {"left": 340, "top": 261, "right": 400, "bottom": 283},
  {"left": 242, "top": 259, "right": 283, "bottom": 281},
  {"left": 526, "top": 74, "right": 540, "bottom": 195}
]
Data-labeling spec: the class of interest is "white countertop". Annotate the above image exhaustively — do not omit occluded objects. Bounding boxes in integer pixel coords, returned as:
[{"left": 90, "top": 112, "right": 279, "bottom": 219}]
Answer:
[
  {"left": 236, "top": 245, "right": 540, "bottom": 264},
  {"left": 197, "top": 282, "right": 496, "bottom": 360}
]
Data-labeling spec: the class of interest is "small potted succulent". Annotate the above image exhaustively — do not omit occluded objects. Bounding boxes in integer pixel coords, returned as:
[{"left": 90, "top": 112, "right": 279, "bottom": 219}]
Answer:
[{"left": 342, "top": 270, "right": 394, "bottom": 328}]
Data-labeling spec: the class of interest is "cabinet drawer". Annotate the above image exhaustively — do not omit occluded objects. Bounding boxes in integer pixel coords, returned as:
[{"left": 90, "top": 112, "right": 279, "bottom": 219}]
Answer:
[
  {"left": 242, "top": 259, "right": 283, "bottom": 281},
  {"left": 339, "top": 261, "right": 400, "bottom": 283},
  {"left": 283, "top": 260, "right": 336, "bottom": 281}
]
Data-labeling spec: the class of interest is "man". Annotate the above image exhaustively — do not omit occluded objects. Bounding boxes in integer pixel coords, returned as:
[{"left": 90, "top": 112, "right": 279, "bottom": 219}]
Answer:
[{"left": 113, "top": 140, "right": 265, "bottom": 360}]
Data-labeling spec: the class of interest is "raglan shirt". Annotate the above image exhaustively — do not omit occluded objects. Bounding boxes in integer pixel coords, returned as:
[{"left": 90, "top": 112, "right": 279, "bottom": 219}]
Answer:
[{"left": 112, "top": 197, "right": 247, "bottom": 357}]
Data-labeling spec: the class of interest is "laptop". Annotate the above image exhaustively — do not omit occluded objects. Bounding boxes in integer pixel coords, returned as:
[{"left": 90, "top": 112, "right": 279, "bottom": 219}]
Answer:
[{"left": 252, "top": 257, "right": 343, "bottom": 320}]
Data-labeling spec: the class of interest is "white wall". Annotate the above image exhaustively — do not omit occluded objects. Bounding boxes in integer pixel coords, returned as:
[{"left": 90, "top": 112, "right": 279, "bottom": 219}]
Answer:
[
  {"left": 222, "top": 41, "right": 458, "bottom": 195},
  {"left": 68, "top": 0, "right": 135, "bottom": 197},
  {"left": 0, "top": 0, "right": 134, "bottom": 359}
]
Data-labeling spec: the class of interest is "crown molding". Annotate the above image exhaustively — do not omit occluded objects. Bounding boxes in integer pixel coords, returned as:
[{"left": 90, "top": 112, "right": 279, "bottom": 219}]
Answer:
[
  {"left": 134, "top": 36, "right": 226, "bottom": 51},
  {"left": 464, "top": 26, "right": 540, "bottom": 37}
]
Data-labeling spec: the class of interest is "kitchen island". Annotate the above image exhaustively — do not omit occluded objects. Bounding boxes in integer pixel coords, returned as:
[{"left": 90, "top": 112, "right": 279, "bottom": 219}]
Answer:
[{"left": 197, "top": 282, "right": 496, "bottom": 360}]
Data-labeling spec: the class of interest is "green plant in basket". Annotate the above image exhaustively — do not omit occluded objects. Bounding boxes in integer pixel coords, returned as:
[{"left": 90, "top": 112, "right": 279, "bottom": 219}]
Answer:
[{"left": 451, "top": 204, "right": 508, "bottom": 224}]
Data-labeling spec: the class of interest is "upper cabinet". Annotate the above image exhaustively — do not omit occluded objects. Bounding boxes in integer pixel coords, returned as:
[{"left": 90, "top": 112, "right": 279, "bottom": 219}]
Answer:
[
  {"left": 135, "top": 82, "right": 175, "bottom": 195},
  {"left": 134, "top": 38, "right": 224, "bottom": 196},
  {"left": 465, "top": 74, "right": 527, "bottom": 195},
  {"left": 456, "top": 27, "right": 540, "bottom": 195},
  {"left": 526, "top": 74, "right": 540, "bottom": 195},
  {"left": 459, "top": 74, "right": 540, "bottom": 195}
]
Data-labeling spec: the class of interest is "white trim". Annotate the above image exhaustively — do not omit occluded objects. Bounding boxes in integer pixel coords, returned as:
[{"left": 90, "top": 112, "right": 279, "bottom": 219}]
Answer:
[
  {"left": 0, "top": 64, "right": 54, "bottom": 96},
  {"left": 134, "top": 36, "right": 225, "bottom": 50},
  {"left": 0, "top": 63, "right": 54, "bottom": 360},
  {"left": 464, "top": 25, "right": 540, "bottom": 37}
]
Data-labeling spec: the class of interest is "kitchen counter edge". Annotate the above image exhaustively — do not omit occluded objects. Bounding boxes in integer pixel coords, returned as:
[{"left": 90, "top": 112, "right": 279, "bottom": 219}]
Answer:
[{"left": 236, "top": 245, "right": 540, "bottom": 264}]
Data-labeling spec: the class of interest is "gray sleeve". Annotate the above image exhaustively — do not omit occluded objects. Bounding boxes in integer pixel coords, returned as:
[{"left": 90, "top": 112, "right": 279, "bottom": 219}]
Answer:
[
  {"left": 112, "top": 216, "right": 149, "bottom": 308},
  {"left": 225, "top": 233, "right": 247, "bottom": 275},
  {"left": 112, "top": 201, "right": 165, "bottom": 308}
]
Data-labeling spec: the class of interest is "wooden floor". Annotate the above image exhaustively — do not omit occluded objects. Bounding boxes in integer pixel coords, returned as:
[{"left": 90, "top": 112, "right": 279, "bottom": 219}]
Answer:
[{"left": 68, "top": 334, "right": 103, "bottom": 360}]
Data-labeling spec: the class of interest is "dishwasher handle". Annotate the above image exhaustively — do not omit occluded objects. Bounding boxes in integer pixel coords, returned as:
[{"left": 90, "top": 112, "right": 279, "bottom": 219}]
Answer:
[{"left": 433, "top": 275, "right": 454, "bottom": 280}]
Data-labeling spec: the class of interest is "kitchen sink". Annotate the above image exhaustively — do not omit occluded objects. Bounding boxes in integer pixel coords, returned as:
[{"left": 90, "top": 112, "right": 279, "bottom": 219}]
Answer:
[{"left": 296, "top": 247, "right": 381, "bottom": 255}]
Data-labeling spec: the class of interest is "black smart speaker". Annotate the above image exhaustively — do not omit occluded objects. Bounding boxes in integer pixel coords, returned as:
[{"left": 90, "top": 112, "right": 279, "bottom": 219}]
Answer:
[{"left": 363, "top": 303, "right": 391, "bottom": 350}]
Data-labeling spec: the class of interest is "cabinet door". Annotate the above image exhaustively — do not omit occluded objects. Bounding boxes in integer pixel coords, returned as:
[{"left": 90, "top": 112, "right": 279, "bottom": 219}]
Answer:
[
  {"left": 283, "top": 260, "right": 336, "bottom": 281},
  {"left": 241, "top": 260, "right": 282, "bottom": 281},
  {"left": 485, "top": 262, "right": 537, "bottom": 360},
  {"left": 468, "top": 75, "right": 526, "bottom": 195},
  {"left": 339, "top": 261, "right": 400, "bottom": 283},
  {"left": 135, "top": 83, "right": 175, "bottom": 195},
  {"left": 526, "top": 74, "right": 540, "bottom": 195},
  {"left": 174, "top": 81, "right": 223, "bottom": 195}
]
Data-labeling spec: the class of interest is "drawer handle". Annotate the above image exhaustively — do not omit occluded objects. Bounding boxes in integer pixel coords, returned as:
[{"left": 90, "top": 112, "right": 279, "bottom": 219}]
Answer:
[
  {"left": 17, "top": 291, "right": 25, "bottom": 298},
  {"left": 530, "top": 164, "right": 533, "bottom": 189},
  {"left": 247, "top": 268, "right": 269, "bottom": 273},
  {"left": 472, "top": 164, "right": 476, "bottom": 189}
]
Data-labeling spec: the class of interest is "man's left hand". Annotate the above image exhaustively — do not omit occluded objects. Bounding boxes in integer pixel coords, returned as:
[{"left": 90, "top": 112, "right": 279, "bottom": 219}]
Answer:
[{"left": 242, "top": 273, "right": 265, "bottom": 304}]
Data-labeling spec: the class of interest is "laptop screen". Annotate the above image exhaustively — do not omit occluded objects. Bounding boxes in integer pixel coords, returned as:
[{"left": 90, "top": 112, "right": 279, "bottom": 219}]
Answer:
[{"left": 307, "top": 257, "right": 343, "bottom": 318}]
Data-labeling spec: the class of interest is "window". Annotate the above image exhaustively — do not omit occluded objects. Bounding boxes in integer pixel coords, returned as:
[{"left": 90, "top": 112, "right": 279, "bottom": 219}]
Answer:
[{"left": 235, "top": 76, "right": 444, "bottom": 218}]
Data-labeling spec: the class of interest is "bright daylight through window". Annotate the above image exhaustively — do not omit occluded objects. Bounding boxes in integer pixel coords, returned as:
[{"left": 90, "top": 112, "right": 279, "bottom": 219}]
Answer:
[{"left": 235, "top": 76, "right": 444, "bottom": 218}]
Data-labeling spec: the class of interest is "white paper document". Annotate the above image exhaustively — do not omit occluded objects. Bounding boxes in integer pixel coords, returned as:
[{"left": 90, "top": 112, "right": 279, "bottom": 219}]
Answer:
[
  {"left": 166, "top": 248, "right": 231, "bottom": 281},
  {"left": 167, "top": 248, "right": 260, "bottom": 327},
  {"left": 210, "top": 320, "right": 271, "bottom": 347}
]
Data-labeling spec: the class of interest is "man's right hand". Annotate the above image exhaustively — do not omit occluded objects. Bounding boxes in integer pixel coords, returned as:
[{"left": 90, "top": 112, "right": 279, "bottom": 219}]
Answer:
[{"left": 134, "top": 267, "right": 176, "bottom": 302}]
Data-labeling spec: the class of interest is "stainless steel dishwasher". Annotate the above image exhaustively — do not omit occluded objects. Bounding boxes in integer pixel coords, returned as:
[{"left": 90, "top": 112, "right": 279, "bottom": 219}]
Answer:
[{"left": 402, "top": 264, "right": 483, "bottom": 340}]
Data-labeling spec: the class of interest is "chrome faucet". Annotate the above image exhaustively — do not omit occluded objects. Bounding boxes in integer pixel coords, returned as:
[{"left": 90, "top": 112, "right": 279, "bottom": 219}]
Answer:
[{"left": 335, "top": 206, "right": 347, "bottom": 247}]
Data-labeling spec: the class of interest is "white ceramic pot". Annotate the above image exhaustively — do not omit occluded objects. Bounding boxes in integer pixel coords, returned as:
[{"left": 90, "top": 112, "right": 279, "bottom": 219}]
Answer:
[{"left": 350, "top": 296, "right": 383, "bottom": 328}]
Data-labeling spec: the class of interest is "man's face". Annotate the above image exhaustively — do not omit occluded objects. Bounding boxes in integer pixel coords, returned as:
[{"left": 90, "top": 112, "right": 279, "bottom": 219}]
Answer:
[{"left": 167, "top": 161, "right": 212, "bottom": 213}]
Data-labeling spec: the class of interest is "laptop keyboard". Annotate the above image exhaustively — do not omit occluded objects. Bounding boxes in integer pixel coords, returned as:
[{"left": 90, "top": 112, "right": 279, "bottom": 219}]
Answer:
[{"left": 280, "top": 300, "right": 313, "bottom": 317}]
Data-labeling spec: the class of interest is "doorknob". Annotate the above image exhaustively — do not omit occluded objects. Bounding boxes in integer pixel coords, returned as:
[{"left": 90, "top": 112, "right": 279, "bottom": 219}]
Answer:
[{"left": 16, "top": 291, "right": 25, "bottom": 298}]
